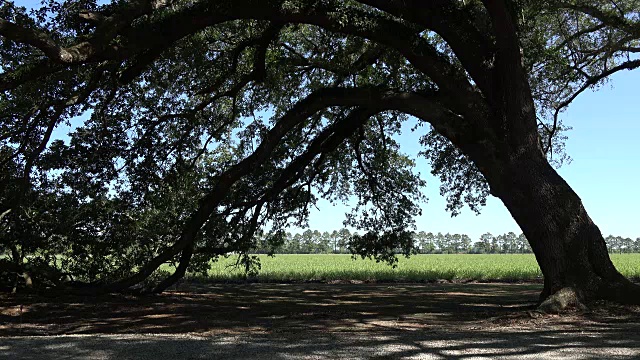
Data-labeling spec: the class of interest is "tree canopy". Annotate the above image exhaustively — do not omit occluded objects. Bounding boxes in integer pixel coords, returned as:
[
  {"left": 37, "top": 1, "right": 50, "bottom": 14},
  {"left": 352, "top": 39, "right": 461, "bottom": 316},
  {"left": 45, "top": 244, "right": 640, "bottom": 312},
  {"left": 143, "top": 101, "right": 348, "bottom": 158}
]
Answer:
[{"left": 1, "top": 0, "right": 639, "bottom": 307}]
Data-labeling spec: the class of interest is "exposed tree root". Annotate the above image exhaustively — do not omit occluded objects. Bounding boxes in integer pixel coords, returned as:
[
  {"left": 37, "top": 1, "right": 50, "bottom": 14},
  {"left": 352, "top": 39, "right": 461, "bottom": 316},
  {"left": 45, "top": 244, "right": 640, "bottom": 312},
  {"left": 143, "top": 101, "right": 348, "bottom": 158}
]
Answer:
[
  {"left": 537, "top": 287, "right": 588, "bottom": 313},
  {"left": 536, "top": 279, "right": 640, "bottom": 314}
]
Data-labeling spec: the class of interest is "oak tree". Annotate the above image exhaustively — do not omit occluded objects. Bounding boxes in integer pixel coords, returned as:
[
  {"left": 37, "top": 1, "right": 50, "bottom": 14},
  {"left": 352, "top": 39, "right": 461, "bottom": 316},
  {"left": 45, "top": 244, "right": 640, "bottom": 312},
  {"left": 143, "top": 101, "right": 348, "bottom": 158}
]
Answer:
[{"left": 1, "top": 0, "right": 639, "bottom": 309}]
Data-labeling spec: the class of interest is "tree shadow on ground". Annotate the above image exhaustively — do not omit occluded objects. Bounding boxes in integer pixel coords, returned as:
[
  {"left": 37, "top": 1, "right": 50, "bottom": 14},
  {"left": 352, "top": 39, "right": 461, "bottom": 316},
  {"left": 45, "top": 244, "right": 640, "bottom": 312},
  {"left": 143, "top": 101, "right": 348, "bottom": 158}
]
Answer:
[
  {"left": 1, "top": 283, "right": 542, "bottom": 335},
  {"left": 1, "top": 283, "right": 639, "bottom": 359},
  {"left": 0, "top": 322, "right": 639, "bottom": 359}
]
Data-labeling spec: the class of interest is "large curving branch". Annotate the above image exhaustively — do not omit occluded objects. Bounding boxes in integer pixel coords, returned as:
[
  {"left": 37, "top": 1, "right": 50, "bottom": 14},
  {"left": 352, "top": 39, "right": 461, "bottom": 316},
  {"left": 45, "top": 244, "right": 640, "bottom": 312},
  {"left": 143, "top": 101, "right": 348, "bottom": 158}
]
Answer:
[
  {"left": 0, "top": 19, "right": 71, "bottom": 61},
  {"left": 4, "top": 1, "right": 479, "bottom": 105},
  {"left": 102, "top": 86, "right": 410, "bottom": 291},
  {"left": 151, "top": 105, "right": 382, "bottom": 293},
  {"left": 99, "top": 85, "right": 467, "bottom": 293},
  {"left": 355, "top": 0, "right": 494, "bottom": 96}
]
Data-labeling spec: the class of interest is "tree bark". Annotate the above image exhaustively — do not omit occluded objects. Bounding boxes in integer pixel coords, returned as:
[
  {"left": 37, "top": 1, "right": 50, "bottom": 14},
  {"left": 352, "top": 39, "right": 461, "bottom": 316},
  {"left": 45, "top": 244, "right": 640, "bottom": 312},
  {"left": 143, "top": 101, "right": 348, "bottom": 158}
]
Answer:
[{"left": 481, "top": 143, "right": 640, "bottom": 310}]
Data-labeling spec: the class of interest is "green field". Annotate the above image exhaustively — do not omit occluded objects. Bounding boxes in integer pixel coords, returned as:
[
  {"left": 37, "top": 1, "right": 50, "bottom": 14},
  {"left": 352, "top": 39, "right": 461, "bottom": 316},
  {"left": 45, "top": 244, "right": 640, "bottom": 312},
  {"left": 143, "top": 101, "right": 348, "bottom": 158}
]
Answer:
[{"left": 193, "top": 254, "right": 640, "bottom": 282}]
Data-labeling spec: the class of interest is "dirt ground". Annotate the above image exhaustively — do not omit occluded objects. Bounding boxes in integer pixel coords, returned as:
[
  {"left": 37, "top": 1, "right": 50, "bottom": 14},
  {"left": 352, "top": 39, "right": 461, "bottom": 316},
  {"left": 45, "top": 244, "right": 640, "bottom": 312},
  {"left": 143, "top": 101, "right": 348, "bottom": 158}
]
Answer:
[{"left": 1, "top": 282, "right": 639, "bottom": 359}]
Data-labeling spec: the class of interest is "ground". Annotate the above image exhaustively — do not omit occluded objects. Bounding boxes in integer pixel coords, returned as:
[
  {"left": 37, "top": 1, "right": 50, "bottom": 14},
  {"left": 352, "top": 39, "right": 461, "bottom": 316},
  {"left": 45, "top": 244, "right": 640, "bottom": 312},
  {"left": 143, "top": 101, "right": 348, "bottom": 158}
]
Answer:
[{"left": 1, "top": 282, "right": 639, "bottom": 359}]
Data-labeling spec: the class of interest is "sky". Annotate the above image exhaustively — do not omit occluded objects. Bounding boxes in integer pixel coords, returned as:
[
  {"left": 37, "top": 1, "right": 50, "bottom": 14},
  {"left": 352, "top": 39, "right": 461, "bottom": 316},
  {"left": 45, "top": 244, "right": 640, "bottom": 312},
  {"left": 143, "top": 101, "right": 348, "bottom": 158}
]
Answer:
[{"left": 12, "top": 0, "right": 640, "bottom": 241}]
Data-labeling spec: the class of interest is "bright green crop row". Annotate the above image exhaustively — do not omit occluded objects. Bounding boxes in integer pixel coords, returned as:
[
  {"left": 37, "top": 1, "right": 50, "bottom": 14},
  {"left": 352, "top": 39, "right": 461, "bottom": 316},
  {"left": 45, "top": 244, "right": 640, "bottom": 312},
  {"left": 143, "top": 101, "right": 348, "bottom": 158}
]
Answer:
[{"left": 184, "top": 254, "right": 640, "bottom": 282}]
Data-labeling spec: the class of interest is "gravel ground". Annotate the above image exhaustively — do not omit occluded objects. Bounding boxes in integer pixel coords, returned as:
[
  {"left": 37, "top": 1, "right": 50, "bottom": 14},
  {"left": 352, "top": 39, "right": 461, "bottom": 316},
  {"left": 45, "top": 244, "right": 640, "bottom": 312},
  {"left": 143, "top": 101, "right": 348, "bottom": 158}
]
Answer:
[
  {"left": 0, "top": 331, "right": 640, "bottom": 360},
  {"left": 2, "top": 283, "right": 639, "bottom": 359},
  {"left": 2, "top": 328, "right": 639, "bottom": 360}
]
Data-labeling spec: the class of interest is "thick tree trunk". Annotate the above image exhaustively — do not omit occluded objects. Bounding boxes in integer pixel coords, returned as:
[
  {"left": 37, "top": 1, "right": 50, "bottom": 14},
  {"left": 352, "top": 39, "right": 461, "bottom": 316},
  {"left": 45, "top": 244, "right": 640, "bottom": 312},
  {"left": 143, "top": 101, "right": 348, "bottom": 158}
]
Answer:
[
  {"left": 448, "top": 3, "right": 640, "bottom": 309},
  {"left": 483, "top": 145, "right": 640, "bottom": 310}
]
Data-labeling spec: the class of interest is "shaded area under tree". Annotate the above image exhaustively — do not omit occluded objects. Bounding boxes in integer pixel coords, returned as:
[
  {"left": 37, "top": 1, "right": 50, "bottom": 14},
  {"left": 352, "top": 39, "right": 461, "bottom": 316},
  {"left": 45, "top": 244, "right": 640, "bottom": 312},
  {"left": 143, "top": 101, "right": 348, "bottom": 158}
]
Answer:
[{"left": 1, "top": 283, "right": 640, "bottom": 359}]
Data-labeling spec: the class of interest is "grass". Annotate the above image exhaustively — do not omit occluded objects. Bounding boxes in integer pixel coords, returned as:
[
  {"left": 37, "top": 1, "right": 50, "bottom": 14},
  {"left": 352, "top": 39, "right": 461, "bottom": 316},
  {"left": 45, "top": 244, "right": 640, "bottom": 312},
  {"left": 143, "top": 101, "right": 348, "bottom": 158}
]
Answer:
[
  {"left": 609, "top": 253, "right": 640, "bottom": 279},
  {"left": 189, "top": 253, "right": 640, "bottom": 283}
]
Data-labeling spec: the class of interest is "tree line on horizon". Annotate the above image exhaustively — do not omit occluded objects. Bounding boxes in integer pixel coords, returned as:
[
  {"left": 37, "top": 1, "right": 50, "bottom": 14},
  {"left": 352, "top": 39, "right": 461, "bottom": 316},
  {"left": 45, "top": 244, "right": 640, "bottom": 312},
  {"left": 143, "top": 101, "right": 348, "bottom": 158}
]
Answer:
[{"left": 253, "top": 230, "right": 640, "bottom": 255}]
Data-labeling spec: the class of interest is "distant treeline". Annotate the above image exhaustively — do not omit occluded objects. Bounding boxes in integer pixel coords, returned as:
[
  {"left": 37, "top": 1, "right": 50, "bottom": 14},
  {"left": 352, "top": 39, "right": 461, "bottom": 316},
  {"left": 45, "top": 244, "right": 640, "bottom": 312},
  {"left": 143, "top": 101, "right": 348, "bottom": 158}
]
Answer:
[{"left": 253, "top": 230, "right": 640, "bottom": 255}]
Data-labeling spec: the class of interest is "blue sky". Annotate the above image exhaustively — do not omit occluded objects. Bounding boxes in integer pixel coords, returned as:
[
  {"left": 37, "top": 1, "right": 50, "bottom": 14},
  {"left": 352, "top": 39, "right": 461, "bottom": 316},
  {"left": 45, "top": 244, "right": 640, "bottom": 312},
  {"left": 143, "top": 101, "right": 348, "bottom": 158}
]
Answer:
[{"left": 14, "top": 0, "right": 640, "bottom": 241}]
